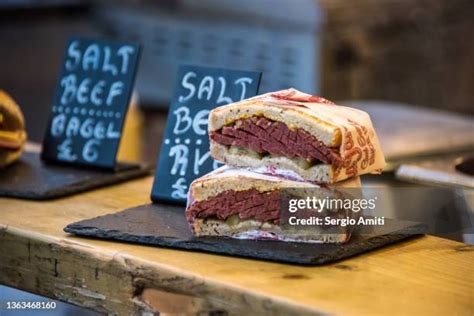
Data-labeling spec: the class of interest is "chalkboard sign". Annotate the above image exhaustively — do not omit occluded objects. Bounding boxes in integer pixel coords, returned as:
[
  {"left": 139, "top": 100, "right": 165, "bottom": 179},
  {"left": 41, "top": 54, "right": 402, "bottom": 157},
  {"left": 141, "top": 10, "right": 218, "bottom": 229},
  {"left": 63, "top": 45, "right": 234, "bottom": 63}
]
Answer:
[
  {"left": 42, "top": 37, "right": 141, "bottom": 169},
  {"left": 152, "top": 65, "right": 262, "bottom": 204}
]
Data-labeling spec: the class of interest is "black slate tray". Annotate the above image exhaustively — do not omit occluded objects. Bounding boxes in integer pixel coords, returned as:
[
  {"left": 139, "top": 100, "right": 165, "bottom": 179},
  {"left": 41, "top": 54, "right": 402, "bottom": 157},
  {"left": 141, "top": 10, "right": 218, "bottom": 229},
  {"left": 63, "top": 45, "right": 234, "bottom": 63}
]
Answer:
[
  {"left": 0, "top": 151, "right": 152, "bottom": 200},
  {"left": 64, "top": 203, "right": 426, "bottom": 265}
]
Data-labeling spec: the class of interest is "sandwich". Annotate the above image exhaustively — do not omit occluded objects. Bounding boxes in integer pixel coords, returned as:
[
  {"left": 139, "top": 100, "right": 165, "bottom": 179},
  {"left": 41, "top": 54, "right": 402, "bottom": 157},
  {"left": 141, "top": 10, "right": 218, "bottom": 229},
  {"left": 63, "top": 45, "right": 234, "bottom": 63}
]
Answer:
[
  {"left": 186, "top": 166, "right": 361, "bottom": 243},
  {"left": 0, "top": 90, "right": 27, "bottom": 168},
  {"left": 209, "top": 88, "right": 386, "bottom": 183}
]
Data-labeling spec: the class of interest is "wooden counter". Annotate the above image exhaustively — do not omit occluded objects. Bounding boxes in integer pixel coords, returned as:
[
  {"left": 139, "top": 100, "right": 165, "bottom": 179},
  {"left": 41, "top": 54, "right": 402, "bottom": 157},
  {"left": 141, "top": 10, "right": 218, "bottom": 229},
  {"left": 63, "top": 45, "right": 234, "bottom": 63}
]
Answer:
[{"left": 0, "top": 176, "right": 473, "bottom": 315}]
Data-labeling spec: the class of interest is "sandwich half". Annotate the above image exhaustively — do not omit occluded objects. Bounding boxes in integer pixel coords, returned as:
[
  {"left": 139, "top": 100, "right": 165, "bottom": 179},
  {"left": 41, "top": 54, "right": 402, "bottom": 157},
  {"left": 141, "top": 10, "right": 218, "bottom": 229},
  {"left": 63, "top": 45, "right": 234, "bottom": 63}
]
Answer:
[
  {"left": 209, "top": 88, "right": 385, "bottom": 183},
  {"left": 186, "top": 166, "right": 361, "bottom": 243},
  {"left": 0, "top": 90, "right": 27, "bottom": 168}
]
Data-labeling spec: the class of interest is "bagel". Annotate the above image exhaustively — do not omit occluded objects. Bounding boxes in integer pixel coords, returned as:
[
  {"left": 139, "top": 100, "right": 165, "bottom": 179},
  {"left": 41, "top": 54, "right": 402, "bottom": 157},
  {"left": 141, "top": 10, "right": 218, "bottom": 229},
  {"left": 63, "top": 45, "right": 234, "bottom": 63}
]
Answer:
[{"left": 0, "top": 90, "right": 27, "bottom": 168}]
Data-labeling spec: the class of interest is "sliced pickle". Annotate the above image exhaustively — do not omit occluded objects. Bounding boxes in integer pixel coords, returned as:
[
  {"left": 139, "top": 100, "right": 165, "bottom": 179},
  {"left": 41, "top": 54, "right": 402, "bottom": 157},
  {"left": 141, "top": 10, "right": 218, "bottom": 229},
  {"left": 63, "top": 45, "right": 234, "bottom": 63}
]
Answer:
[
  {"left": 229, "top": 145, "right": 321, "bottom": 168},
  {"left": 293, "top": 157, "right": 315, "bottom": 170},
  {"left": 225, "top": 214, "right": 240, "bottom": 226},
  {"left": 229, "top": 145, "right": 262, "bottom": 159}
]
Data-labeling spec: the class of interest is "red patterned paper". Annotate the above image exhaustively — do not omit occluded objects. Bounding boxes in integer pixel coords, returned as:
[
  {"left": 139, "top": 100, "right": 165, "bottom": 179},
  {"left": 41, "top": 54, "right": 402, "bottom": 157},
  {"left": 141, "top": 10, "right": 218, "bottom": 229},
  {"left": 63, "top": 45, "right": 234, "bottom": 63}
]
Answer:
[{"left": 270, "top": 89, "right": 335, "bottom": 104}]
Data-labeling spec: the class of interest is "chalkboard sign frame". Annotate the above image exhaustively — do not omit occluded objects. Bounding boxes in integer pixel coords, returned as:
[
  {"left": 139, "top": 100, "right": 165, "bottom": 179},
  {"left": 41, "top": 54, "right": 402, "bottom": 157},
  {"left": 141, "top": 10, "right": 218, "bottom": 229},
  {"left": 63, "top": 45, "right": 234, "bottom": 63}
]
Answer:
[
  {"left": 151, "top": 65, "right": 262, "bottom": 205},
  {"left": 41, "top": 37, "right": 141, "bottom": 171}
]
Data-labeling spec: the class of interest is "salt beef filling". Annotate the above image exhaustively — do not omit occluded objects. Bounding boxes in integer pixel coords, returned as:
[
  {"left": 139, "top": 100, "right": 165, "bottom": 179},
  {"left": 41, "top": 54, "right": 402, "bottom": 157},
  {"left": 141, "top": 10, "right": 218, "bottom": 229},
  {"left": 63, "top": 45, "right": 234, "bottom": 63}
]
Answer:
[
  {"left": 186, "top": 187, "right": 352, "bottom": 228},
  {"left": 210, "top": 116, "right": 343, "bottom": 167},
  {"left": 186, "top": 189, "right": 280, "bottom": 224}
]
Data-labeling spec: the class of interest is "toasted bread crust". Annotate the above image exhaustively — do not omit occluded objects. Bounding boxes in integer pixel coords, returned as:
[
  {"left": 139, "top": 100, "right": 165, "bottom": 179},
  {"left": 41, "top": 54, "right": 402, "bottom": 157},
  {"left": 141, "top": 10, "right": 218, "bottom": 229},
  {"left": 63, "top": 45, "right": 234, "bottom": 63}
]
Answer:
[
  {"left": 192, "top": 218, "right": 350, "bottom": 243},
  {"left": 191, "top": 167, "right": 314, "bottom": 202},
  {"left": 190, "top": 165, "right": 361, "bottom": 202}
]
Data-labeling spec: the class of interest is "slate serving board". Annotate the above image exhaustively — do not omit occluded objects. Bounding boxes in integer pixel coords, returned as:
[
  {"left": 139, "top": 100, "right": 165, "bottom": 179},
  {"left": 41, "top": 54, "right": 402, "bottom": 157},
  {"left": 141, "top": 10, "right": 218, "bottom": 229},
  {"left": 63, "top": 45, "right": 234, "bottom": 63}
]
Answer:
[
  {"left": 0, "top": 152, "right": 152, "bottom": 200},
  {"left": 64, "top": 203, "right": 426, "bottom": 265}
]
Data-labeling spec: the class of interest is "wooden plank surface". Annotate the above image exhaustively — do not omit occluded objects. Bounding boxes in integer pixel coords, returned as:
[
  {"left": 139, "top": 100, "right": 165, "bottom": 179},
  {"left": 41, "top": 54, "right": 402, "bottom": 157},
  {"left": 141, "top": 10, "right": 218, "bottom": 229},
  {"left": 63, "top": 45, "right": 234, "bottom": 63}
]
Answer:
[{"left": 1, "top": 176, "right": 473, "bottom": 315}]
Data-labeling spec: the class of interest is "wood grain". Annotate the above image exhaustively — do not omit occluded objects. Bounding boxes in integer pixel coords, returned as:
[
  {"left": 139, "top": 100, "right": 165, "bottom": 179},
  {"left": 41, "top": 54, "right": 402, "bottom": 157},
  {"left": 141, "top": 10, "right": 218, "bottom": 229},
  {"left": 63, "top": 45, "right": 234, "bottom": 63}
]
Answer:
[{"left": 0, "top": 176, "right": 473, "bottom": 315}]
